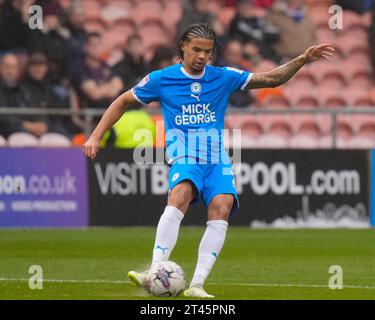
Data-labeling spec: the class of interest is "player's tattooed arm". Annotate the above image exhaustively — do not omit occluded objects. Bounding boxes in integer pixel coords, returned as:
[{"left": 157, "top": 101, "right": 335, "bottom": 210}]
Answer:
[{"left": 246, "top": 44, "right": 335, "bottom": 89}]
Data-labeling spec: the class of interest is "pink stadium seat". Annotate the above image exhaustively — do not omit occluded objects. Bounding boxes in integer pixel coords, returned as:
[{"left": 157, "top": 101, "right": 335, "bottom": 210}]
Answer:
[
  {"left": 39, "top": 133, "right": 71, "bottom": 147},
  {"left": 290, "top": 71, "right": 317, "bottom": 88},
  {"left": 81, "top": 0, "right": 101, "bottom": 19},
  {"left": 324, "top": 95, "right": 347, "bottom": 108},
  {"left": 342, "top": 10, "right": 366, "bottom": 29},
  {"left": 134, "top": 1, "right": 164, "bottom": 26},
  {"left": 345, "top": 86, "right": 370, "bottom": 101},
  {"left": 315, "top": 114, "right": 332, "bottom": 135},
  {"left": 83, "top": 18, "right": 107, "bottom": 34},
  {"left": 109, "top": 18, "right": 136, "bottom": 36},
  {"left": 309, "top": 8, "right": 331, "bottom": 27},
  {"left": 337, "top": 121, "right": 354, "bottom": 140},
  {"left": 319, "top": 135, "right": 348, "bottom": 149},
  {"left": 289, "top": 120, "right": 321, "bottom": 148},
  {"left": 257, "top": 134, "right": 289, "bottom": 148},
  {"left": 101, "top": 1, "right": 132, "bottom": 23},
  {"left": 318, "top": 72, "right": 346, "bottom": 90},
  {"left": 316, "top": 28, "right": 336, "bottom": 44},
  {"left": 357, "top": 122, "right": 375, "bottom": 139},
  {"left": 139, "top": 21, "right": 170, "bottom": 50},
  {"left": 0, "top": 135, "right": 6, "bottom": 147},
  {"left": 162, "top": 0, "right": 183, "bottom": 29},
  {"left": 267, "top": 121, "right": 292, "bottom": 140},
  {"left": 349, "top": 70, "right": 373, "bottom": 90},
  {"left": 289, "top": 134, "right": 320, "bottom": 148},
  {"left": 241, "top": 120, "right": 263, "bottom": 139},
  {"left": 297, "top": 121, "right": 321, "bottom": 137},
  {"left": 217, "top": 7, "right": 236, "bottom": 27},
  {"left": 239, "top": 135, "right": 257, "bottom": 148},
  {"left": 346, "top": 135, "right": 375, "bottom": 149},
  {"left": 7, "top": 133, "right": 39, "bottom": 147},
  {"left": 293, "top": 94, "right": 320, "bottom": 108},
  {"left": 263, "top": 95, "right": 291, "bottom": 109},
  {"left": 336, "top": 33, "right": 369, "bottom": 56},
  {"left": 254, "top": 60, "right": 277, "bottom": 72},
  {"left": 101, "top": 29, "right": 129, "bottom": 53}
]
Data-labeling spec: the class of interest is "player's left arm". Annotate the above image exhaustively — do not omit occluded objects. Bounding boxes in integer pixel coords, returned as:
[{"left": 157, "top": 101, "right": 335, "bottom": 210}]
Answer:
[{"left": 245, "top": 44, "right": 335, "bottom": 89}]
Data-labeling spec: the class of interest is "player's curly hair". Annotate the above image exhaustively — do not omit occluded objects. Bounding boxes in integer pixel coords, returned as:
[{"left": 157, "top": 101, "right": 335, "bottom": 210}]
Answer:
[{"left": 177, "top": 23, "right": 217, "bottom": 62}]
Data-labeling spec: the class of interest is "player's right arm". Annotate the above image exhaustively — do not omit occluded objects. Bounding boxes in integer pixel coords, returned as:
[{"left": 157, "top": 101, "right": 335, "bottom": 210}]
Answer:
[
  {"left": 83, "top": 90, "right": 136, "bottom": 159},
  {"left": 245, "top": 44, "right": 335, "bottom": 89}
]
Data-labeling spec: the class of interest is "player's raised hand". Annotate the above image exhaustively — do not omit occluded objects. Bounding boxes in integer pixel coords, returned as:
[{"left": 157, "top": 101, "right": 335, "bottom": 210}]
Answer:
[
  {"left": 303, "top": 44, "right": 335, "bottom": 63},
  {"left": 83, "top": 136, "right": 100, "bottom": 160}
]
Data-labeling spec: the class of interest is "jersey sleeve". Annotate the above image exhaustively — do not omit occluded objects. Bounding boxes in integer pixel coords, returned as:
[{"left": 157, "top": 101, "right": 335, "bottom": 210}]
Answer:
[
  {"left": 224, "top": 67, "right": 253, "bottom": 94},
  {"left": 131, "top": 70, "right": 161, "bottom": 104}
]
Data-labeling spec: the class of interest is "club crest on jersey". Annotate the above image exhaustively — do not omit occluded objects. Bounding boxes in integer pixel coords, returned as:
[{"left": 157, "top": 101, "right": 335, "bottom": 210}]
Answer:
[
  {"left": 190, "top": 82, "right": 202, "bottom": 101},
  {"left": 138, "top": 75, "right": 150, "bottom": 88}
]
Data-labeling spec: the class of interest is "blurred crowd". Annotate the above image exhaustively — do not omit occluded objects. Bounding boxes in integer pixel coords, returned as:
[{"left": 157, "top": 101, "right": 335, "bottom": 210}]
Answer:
[{"left": 0, "top": 0, "right": 374, "bottom": 147}]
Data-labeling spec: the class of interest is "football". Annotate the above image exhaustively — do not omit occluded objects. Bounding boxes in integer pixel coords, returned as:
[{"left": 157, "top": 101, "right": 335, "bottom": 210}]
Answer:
[{"left": 146, "top": 261, "right": 186, "bottom": 297}]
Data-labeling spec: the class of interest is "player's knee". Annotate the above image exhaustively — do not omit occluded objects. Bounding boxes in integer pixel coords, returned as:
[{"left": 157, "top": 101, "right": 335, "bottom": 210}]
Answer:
[
  {"left": 208, "top": 203, "right": 231, "bottom": 221},
  {"left": 168, "top": 183, "right": 194, "bottom": 213}
]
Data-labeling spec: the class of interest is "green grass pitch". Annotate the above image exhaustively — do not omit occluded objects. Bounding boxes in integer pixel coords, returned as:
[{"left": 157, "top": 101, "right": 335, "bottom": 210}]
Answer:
[{"left": 0, "top": 227, "right": 375, "bottom": 300}]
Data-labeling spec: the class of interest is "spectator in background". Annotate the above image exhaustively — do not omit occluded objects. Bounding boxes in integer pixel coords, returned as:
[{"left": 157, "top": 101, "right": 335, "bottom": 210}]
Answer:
[
  {"left": 28, "top": 0, "right": 70, "bottom": 83},
  {"left": 217, "top": 40, "right": 254, "bottom": 108},
  {"left": 113, "top": 35, "right": 148, "bottom": 91},
  {"left": 266, "top": 0, "right": 317, "bottom": 61},
  {"left": 0, "top": 0, "right": 30, "bottom": 52},
  {"left": 149, "top": 46, "right": 176, "bottom": 71},
  {"left": 336, "top": 0, "right": 374, "bottom": 15},
  {"left": 64, "top": 4, "right": 88, "bottom": 64},
  {"left": 177, "top": 0, "right": 215, "bottom": 38},
  {"left": 0, "top": 53, "right": 30, "bottom": 139},
  {"left": 70, "top": 32, "right": 123, "bottom": 120},
  {"left": 23, "top": 52, "right": 74, "bottom": 139},
  {"left": 228, "top": 0, "right": 280, "bottom": 62},
  {"left": 0, "top": 53, "right": 70, "bottom": 146}
]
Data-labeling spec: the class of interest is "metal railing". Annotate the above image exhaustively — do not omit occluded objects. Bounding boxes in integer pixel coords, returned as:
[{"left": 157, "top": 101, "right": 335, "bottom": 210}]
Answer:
[{"left": 0, "top": 106, "right": 374, "bottom": 148}]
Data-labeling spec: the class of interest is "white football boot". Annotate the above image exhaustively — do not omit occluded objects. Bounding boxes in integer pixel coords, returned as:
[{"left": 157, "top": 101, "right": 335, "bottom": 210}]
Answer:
[{"left": 183, "top": 285, "right": 215, "bottom": 298}]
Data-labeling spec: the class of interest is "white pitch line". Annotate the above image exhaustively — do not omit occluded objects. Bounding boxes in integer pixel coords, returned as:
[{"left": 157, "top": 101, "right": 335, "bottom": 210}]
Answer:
[
  {"left": 1, "top": 278, "right": 375, "bottom": 290},
  {"left": 0, "top": 278, "right": 128, "bottom": 284},
  {"left": 211, "top": 282, "right": 375, "bottom": 290}
]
